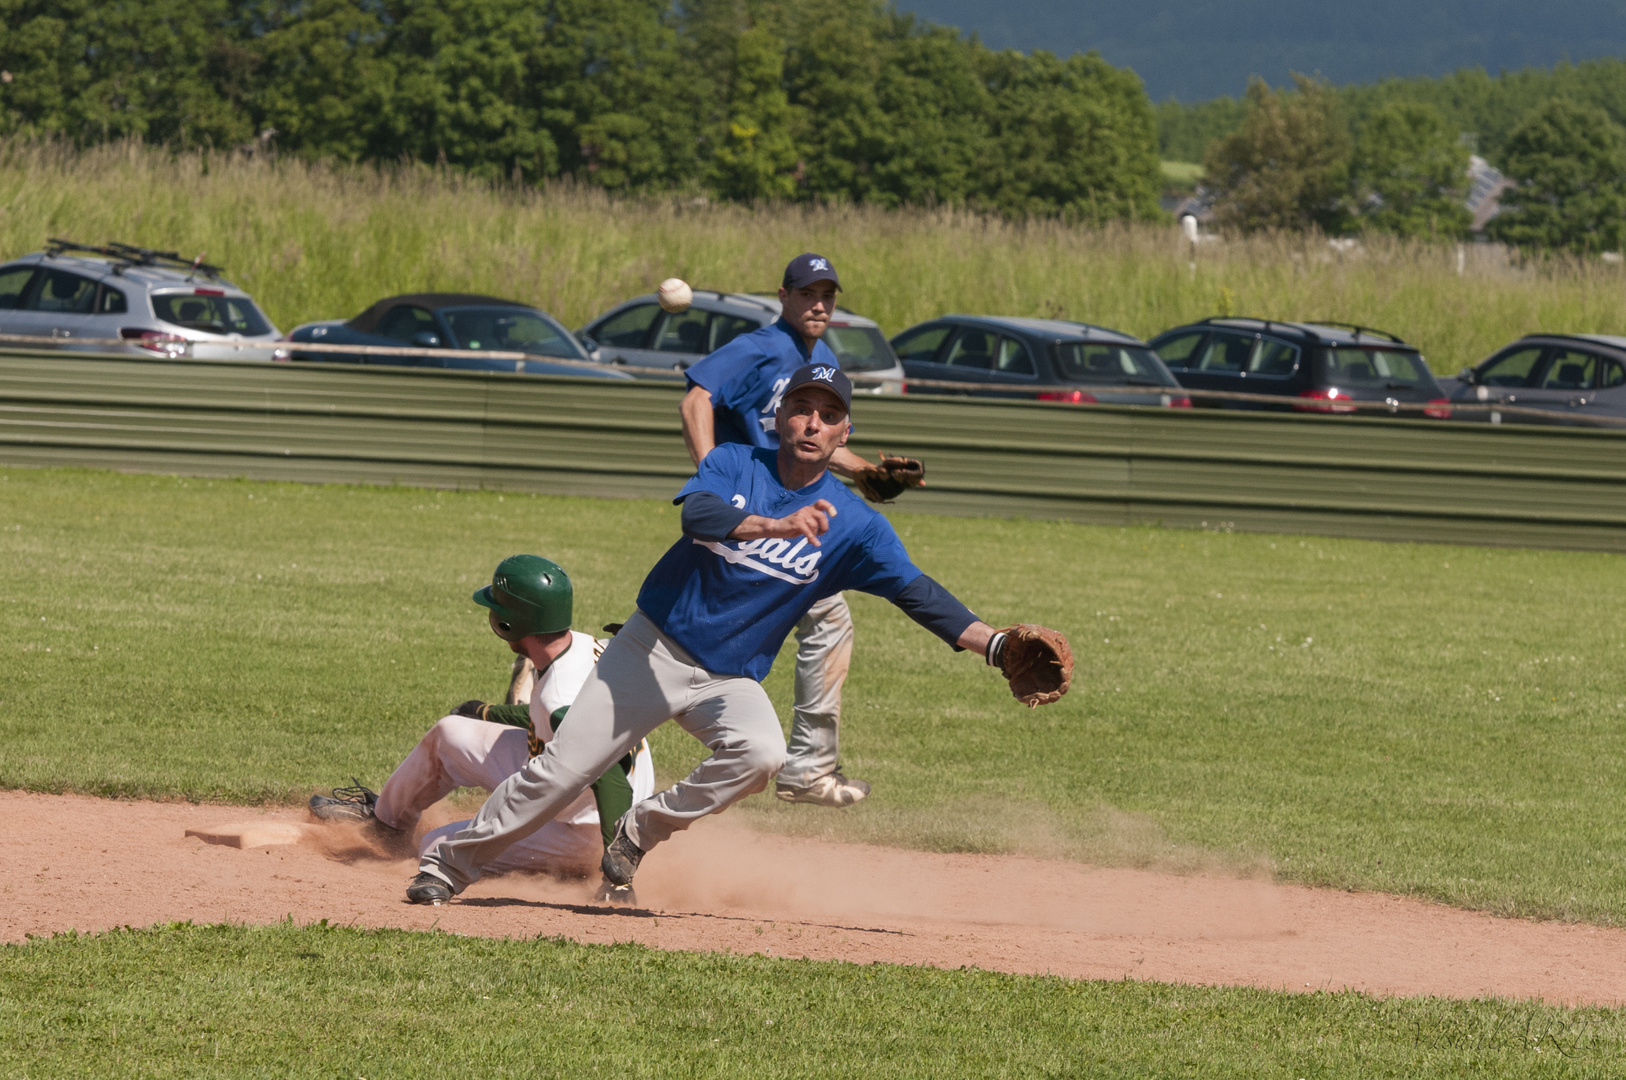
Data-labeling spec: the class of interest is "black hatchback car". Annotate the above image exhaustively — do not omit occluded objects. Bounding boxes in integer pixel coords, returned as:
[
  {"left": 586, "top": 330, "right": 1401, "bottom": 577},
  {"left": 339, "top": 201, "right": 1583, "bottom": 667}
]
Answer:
[
  {"left": 1147, "top": 318, "right": 1451, "bottom": 416},
  {"left": 890, "top": 315, "right": 1190, "bottom": 406}
]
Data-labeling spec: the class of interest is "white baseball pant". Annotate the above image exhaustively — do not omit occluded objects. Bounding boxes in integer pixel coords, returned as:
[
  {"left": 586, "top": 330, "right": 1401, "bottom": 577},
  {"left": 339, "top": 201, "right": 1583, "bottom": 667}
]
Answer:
[
  {"left": 376, "top": 714, "right": 602, "bottom": 876},
  {"left": 780, "top": 592, "right": 855, "bottom": 790},
  {"left": 422, "top": 610, "right": 785, "bottom": 893}
]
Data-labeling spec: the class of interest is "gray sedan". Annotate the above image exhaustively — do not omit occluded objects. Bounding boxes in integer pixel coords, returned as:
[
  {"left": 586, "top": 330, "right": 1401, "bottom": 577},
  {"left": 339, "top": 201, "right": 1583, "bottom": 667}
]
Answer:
[
  {"left": 1442, "top": 333, "right": 1626, "bottom": 426},
  {"left": 579, "top": 290, "right": 905, "bottom": 393}
]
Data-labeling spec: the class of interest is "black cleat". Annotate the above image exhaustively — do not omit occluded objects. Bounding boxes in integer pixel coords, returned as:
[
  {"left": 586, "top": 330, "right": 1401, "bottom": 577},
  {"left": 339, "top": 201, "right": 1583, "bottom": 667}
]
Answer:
[
  {"left": 309, "top": 778, "right": 380, "bottom": 823},
  {"left": 406, "top": 871, "right": 453, "bottom": 905},
  {"left": 600, "top": 815, "right": 644, "bottom": 887}
]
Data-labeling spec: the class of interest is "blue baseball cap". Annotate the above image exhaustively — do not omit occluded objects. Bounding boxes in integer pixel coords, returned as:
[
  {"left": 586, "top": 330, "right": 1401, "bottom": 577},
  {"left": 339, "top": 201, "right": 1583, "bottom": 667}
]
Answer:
[
  {"left": 782, "top": 253, "right": 841, "bottom": 291},
  {"left": 783, "top": 361, "right": 852, "bottom": 414}
]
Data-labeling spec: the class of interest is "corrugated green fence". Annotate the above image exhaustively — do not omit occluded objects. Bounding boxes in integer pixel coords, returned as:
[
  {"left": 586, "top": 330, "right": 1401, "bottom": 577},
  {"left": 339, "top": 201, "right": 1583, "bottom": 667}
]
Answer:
[{"left": 2, "top": 348, "right": 1625, "bottom": 552}]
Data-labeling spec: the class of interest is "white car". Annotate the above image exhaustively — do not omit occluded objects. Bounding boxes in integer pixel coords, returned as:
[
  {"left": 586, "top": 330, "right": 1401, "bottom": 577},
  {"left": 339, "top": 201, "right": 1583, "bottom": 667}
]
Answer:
[{"left": 0, "top": 239, "right": 285, "bottom": 360}]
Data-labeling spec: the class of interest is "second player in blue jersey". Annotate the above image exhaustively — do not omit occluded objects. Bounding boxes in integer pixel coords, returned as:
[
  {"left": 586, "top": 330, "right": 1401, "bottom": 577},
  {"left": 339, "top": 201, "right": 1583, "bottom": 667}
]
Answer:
[{"left": 678, "top": 252, "right": 924, "bottom": 806}]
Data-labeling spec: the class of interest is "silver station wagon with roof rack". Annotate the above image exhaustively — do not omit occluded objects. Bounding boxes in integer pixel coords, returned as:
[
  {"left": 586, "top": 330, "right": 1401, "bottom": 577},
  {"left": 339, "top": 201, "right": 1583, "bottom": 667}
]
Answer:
[
  {"left": 578, "top": 289, "right": 904, "bottom": 393},
  {"left": 0, "top": 239, "right": 285, "bottom": 360}
]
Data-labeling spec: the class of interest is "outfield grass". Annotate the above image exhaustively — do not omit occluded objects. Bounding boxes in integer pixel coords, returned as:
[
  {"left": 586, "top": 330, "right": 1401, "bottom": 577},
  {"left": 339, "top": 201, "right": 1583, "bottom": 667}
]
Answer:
[
  {"left": 3, "top": 922, "right": 1622, "bottom": 1079},
  {"left": 5, "top": 140, "right": 1626, "bottom": 374},
  {"left": 3, "top": 466, "right": 1626, "bottom": 926}
]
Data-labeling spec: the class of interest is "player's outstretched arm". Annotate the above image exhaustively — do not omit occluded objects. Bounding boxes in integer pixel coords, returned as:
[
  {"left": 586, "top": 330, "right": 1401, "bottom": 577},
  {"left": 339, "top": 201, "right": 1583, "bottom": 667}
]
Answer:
[{"left": 890, "top": 576, "right": 1073, "bottom": 708}]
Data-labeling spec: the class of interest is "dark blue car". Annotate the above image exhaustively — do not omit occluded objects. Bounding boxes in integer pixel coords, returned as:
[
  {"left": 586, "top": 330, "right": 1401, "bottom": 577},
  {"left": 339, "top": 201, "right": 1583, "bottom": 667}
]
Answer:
[{"left": 286, "top": 293, "right": 628, "bottom": 378}]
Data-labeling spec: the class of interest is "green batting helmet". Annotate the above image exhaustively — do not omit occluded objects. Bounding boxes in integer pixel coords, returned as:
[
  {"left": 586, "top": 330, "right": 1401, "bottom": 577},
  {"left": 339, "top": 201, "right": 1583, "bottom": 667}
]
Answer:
[{"left": 473, "top": 555, "right": 572, "bottom": 641}]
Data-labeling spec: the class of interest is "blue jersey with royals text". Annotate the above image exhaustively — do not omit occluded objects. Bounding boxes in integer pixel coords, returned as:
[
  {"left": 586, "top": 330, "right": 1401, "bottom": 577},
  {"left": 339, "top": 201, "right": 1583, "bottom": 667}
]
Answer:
[
  {"left": 685, "top": 318, "right": 841, "bottom": 449},
  {"left": 636, "top": 444, "right": 922, "bottom": 680}
]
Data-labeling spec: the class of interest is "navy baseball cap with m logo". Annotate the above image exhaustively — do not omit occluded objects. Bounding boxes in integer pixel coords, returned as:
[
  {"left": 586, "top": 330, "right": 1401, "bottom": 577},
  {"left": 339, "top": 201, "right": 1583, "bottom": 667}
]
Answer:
[
  {"left": 782, "top": 253, "right": 841, "bottom": 291},
  {"left": 784, "top": 361, "right": 853, "bottom": 413}
]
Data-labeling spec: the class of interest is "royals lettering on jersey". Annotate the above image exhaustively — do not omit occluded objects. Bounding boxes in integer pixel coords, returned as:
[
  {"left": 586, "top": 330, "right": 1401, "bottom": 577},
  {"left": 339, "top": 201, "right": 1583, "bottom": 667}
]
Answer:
[
  {"left": 686, "top": 318, "right": 841, "bottom": 449},
  {"left": 636, "top": 444, "right": 922, "bottom": 681}
]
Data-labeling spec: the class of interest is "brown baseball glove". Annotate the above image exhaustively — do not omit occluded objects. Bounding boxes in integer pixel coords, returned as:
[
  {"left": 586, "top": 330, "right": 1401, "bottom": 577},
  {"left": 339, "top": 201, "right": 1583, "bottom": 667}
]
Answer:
[
  {"left": 993, "top": 624, "right": 1073, "bottom": 707},
  {"left": 850, "top": 453, "right": 926, "bottom": 503}
]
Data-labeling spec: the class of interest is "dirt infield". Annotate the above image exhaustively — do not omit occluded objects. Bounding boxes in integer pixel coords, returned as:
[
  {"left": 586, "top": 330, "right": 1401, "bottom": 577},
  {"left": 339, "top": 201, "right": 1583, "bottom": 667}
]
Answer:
[{"left": 6, "top": 790, "right": 1625, "bottom": 1006}]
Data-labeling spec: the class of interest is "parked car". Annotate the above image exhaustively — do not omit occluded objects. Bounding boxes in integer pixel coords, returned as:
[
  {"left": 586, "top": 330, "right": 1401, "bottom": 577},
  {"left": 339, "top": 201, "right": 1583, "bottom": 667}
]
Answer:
[
  {"left": 1147, "top": 317, "right": 1451, "bottom": 416},
  {"left": 577, "top": 290, "right": 905, "bottom": 392},
  {"left": 286, "top": 294, "right": 627, "bottom": 378},
  {"left": 0, "top": 239, "right": 285, "bottom": 359},
  {"left": 1441, "top": 333, "right": 1626, "bottom": 425},
  {"left": 889, "top": 315, "right": 1190, "bottom": 406}
]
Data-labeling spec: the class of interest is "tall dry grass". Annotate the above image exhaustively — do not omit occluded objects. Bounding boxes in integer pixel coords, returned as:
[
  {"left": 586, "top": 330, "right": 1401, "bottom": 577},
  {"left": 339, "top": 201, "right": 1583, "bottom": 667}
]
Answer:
[{"left": 5, "top": 139, "right": 1626, "bottom": 371}]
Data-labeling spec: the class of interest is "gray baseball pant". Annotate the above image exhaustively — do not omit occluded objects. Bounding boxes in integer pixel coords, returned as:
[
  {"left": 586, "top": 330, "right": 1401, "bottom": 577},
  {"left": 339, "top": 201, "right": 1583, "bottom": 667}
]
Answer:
[
  {"left": 778, "top": 593, "right": 855, "bottom": 790},
  {"left": 420, "top": 610, "right": 786, "bottom": 893}
]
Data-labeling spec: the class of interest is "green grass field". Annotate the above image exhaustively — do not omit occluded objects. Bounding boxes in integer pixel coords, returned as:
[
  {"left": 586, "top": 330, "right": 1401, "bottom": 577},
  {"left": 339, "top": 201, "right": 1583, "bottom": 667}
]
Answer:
[
  {"left": 4, "top": 466, "right": 1626, "bottom": 926},
  {"left": 4, "top": 922, "right": 1623, "bottom": 1079},
  {"left": 6, "top": 139, "right": 1626, "bottom": 374},
  {"left": 6, "top": 463, "right": 1626, "bottom": 1076}
]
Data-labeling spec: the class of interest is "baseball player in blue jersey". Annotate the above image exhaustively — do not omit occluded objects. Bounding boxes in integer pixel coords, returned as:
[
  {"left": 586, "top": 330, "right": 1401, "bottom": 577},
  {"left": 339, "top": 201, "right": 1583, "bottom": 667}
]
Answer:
[
  {"left": 406, "top": 362, "right": 1072, "bottom": 904},
  {"left": 678, "top": 252, "right": 924, "bottom": 807}
]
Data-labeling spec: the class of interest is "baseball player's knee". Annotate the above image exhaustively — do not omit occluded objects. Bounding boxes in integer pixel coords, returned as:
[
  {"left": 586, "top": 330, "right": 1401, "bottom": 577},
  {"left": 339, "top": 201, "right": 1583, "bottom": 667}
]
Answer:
[
  {"left": 737, "top": 737, "right": 788, "bottom": 785},
  {"left": 427, "top": 714, "right": 475, "bottom": 750}
]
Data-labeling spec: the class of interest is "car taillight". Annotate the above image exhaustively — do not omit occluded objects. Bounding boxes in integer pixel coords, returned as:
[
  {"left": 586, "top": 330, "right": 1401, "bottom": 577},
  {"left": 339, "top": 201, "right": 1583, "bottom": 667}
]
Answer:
[
  {"left": 1424, "top": 397, "right": 1451, "bottom": 419},
  {"left": 120, "top": 328, "right": 191, "bottom": 358},
  {"left": 1037, "top": 389, "right": 1098, "bottom": 404},
  {"left": 193, "top": 287, "right": 225, "bottom": 297},
  {"left": 1295, "top": 387, "right": 1357, "bottom": 413},
  {"left": 1164, "top": 394, "right": 1193, "bottom": 408}
]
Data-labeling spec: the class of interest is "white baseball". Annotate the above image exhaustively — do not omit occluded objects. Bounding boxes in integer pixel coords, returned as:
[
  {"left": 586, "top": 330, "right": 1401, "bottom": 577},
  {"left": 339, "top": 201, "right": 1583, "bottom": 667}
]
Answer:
[{"left": 657, "top": 278, "right": 693, "bottom": 314}]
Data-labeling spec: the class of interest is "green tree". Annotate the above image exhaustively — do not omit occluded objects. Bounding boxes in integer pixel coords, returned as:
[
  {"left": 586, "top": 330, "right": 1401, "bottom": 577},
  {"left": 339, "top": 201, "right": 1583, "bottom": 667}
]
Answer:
[
  {"left": 1488, "top": 99, "right": 1626, "bottom": 254},
  {"left": 0, "top": 0, "right": 256, "bottom": 147},
  {"left": 250, "top": 0, "right": 396, "bottom": 164},
  {"left": 708, "top": 23, "right": 799, "bottom": 201},
  {"left": 1204, "top": 74, "right": 1351, "bottom": 234},
  {"left": 976, "top": 49, "right": 1163, "bottom": 220},
  {"left": 538, "top": 0, "right": 701, "bottom": 191},
  {"left": 1350, "top": 102, "right": 1470, "bottom": 238}
]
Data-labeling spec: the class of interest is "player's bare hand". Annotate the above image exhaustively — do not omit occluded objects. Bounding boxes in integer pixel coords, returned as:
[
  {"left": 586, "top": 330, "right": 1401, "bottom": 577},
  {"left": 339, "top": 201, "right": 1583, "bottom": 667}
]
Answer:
[{"left": 774, "top": 499, "right": 837, "bottom": 546}]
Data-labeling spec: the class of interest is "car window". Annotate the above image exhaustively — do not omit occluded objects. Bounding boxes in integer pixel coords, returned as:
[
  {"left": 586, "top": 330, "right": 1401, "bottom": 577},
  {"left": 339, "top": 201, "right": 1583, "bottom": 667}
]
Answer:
[
  {"left": 1193, "top": 332, "right": 1253, "bottom": 372},
  {"left": 1539, "top": 349, "right": 1597, "bottom": 390},
  {"left": 96, "top": 284, "right": 127, "bottom": 315},
  {"left": 892, "top": 323, "right": 952, "bottom": 363},
  {"left": 1054, "top": 343, "right": 1171, "bottom": 384},
  {"left": 442, "top": 309, "right": 575, "bottom": 357},
  {"left": 943, "top": 328, "right": 996, "bottom": 370},
  {"left": 994, "top": 336, "right": 1035, "bottom": 376},
  {"left": 1324, "top": 348, "right": 1430, "bottom": 385},
  {"left": 0, "top": 266, "right": 35, "bottom": 310},
  {"left": 1153, "top": 332, "right": 1206, "bottom": 369},
  {"left": 152, "top": 293, "right": 273, "bottom": 336},
  {"left": 377, "top": 305, "right": 437, "bottom": 343},
  {"left": 1250, "top": 339, "right": 1299, "bottom": 376},
  {"left": 823, "top": 326, "right": 893, "bottom": 372},
  {"left": 27, "top": 268, "right": 98, "bottom": 314},
  {"left": 710, "top": 314, "right": 758, "bottom": 352},
  {"left": 593, "top": 304, "right": 660, "bottom": 349},
  {"left": 655, "top": 309, "right": 712, "bottom": 354},
  {"left": 1479, "top": 346, "right": 1544, "bottom": 387},
  {"left": 1601, "top": 359, "right": 1626, "bottom": 389}
]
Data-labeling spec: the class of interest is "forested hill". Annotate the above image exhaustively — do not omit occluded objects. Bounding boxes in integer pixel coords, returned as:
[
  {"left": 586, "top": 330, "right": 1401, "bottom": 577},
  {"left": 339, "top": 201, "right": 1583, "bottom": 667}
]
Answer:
[
  {"left": 899, "top": 0, "right": 1626, "bottom": 103},
  {"left": 0, "top": 0, "right": 1162, "bottom": 220}
]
